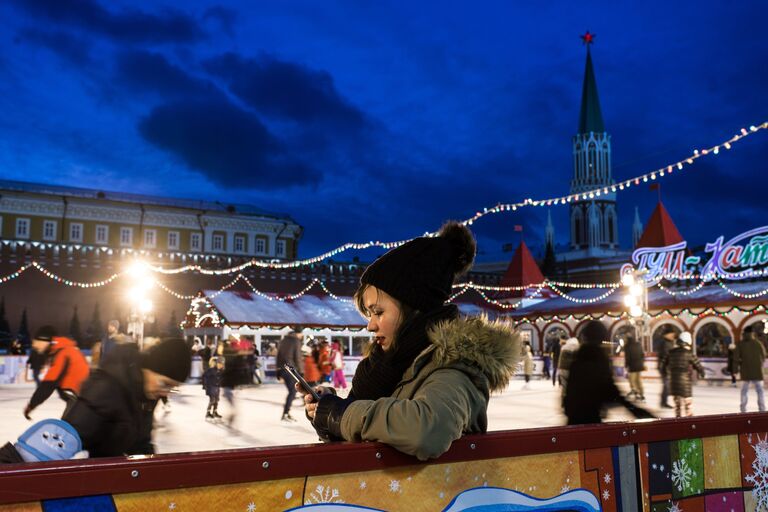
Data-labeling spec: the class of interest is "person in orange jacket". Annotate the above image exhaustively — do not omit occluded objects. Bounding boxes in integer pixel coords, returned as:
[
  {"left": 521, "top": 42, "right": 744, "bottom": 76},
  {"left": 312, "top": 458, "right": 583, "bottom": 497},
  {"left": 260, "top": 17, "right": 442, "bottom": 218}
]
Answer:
[
  {"left": 23, "top": 325, "right": 89, "bottom": 420},
  {"left": 317, "top": 340, "right": 333, "bottom": 383},
  {"left": 303, "top": 341, "right": 322, "bottom": 386}
]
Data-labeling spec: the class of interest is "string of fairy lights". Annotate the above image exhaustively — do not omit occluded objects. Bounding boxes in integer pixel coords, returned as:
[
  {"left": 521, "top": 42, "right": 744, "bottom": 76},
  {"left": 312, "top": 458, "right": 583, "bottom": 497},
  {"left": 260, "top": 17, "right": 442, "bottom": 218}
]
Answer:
[
  {"left": 128, "top": 122, "right": 765, "bottom": 272},
  {"left": 509, "top": 304, "right": 768, "bottom": 328},
  {"left": 1, "top": 257, "right": 767, "bottom": 311},
  {"left": 0, "top": 121, "right": 764, "bottom": 320}
]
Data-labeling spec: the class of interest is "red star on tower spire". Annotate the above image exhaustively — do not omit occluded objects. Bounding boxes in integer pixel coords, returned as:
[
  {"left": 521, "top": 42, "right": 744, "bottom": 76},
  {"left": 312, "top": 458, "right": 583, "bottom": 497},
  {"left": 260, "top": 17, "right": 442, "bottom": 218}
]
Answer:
[{"left": 580, "top": 31, "right": 596, "bottom": 46}]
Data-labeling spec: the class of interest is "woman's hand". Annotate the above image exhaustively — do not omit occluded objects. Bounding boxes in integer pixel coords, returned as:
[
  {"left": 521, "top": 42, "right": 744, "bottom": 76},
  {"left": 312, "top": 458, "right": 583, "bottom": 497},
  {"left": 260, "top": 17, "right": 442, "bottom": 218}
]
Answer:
[{"left": 296, "top": 384, "right": 336, "bottom": 419}]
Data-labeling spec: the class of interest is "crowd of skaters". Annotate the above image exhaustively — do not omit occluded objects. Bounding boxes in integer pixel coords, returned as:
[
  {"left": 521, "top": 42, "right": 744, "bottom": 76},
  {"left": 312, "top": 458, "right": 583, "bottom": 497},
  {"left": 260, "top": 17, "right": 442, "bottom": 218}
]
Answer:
[
  {"left": 531, "top": 322, "right": 767, "bottom": 420},
  {"left": 1, "top": 306, "right": 766, "bottom": 464}
]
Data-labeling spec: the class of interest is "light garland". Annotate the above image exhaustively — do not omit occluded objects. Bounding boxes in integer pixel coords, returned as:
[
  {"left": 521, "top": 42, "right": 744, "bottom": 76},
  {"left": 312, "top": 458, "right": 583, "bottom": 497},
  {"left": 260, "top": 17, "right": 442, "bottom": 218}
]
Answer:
[
  {"left": 547, "top": 282, "right": 621, "bottom": 303},
  {"left": 2, "top": 123, "right": 763, "bottom": 275},
  {"left": 137, "top": 122, "right": 766, "bottom": 271},
  {"left": 30, "top": 262, "right": 122, "bottom": 288},
  {"left": 715, "top": 278, "right": 768, "bottom": 299},
  {"left": 512, "top": 304, "right": 768, "bottom": 326},
  {"left": 656, "top": 281, "right": 707, "bottom": 297}
]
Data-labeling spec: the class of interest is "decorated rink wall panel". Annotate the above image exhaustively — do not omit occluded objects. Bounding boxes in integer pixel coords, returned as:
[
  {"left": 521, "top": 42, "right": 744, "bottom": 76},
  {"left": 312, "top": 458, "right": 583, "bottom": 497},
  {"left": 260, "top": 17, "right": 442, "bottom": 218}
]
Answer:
[{"left": 1, "top": 414, "right": 767, "bottom": 511}]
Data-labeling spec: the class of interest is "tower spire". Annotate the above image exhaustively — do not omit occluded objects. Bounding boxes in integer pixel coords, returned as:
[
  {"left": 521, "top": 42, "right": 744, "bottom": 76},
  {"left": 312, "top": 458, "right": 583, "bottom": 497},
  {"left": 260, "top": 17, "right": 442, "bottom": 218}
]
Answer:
[{"left": 577, "top": 32, "right": 605, "bottom": 134}]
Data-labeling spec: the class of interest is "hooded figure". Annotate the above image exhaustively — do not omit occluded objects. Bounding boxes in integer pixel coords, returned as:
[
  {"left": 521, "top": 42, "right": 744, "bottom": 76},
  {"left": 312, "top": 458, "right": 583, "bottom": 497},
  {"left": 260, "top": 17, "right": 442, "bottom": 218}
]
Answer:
[
  {"left": 563, "top": 321, "right": 653, "bottom": 425},
  {"left": 307, "top": 222, "right": 520, "bottom": 461},
  {"left": 60, "top": 338, "right": 191, "bottom": 457}
]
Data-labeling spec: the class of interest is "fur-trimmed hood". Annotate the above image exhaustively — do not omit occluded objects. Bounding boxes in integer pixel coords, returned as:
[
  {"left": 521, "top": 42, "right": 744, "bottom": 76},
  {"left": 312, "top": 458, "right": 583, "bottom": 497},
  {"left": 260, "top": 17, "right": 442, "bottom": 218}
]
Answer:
[{"left": 425, "top": 315, "right": 521, "bottom": 393}]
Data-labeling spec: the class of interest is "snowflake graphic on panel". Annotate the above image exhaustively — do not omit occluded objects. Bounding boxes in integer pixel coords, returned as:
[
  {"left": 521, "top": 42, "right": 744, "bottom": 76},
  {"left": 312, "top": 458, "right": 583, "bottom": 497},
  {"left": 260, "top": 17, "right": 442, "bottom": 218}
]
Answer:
[
  {"left": 247, "top": 503, "right": 256, "bottom": 512},
  {"left": 307, "top": 484, "right": 344, "bottom": 504},
  {"left": 389, "top": 480, "right": 401, "bottom": 493},
  {"left": 671, "top": 459, "right": 693, "bottom": 492},
  {"left": 667, "top": 501, "right": 682, "bottom": 512},
  {"left": 603, "top": 473, "right": 612, "bottom": 484},
  {"left": 359, "top": 481, "right": 367, "bottom": 490},
  {"left": 602, "top": 489, "right": 610, "bottom": 501},
  {"left": 560, "top": 484, "right": 571, "bottom": 494},
  {"left": 745, "top": 434, "right": 768, "bottom": 511}
]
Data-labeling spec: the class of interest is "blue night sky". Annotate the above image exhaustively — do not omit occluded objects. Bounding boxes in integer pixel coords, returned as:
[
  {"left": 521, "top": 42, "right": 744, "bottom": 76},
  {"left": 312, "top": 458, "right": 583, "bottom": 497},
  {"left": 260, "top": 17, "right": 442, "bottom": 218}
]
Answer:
[{"left": 0, "top": 0, "right": 765, "bottom": 262}]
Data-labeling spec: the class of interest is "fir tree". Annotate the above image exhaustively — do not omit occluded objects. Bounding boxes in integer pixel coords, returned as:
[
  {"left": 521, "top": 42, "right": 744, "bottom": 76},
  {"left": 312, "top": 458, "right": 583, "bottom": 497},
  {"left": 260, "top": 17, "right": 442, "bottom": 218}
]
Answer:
[
  {"left": 167, "top": 310, "right": 182, "bottom": 337},
  {"left": 0, "top": 297, "right": 10, "bottom": 335},
  {"left": 17, "top": 308, "right": 30, "bottom": 347},
  {"left": 69, "top": 306, "right": 82, "bottom": 345},
  {"left": 542, "top": 240, "right": 557, "bottom": 279},
  {"left": 85, "top": 303, "right": 105, "bottom": 346}
]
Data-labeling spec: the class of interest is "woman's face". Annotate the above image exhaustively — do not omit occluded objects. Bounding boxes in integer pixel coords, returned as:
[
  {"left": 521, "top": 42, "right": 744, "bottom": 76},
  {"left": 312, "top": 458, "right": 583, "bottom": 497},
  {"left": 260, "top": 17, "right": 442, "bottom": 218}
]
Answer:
[{"left": 362, "top": 286, "right": 402, "bottom": 352}]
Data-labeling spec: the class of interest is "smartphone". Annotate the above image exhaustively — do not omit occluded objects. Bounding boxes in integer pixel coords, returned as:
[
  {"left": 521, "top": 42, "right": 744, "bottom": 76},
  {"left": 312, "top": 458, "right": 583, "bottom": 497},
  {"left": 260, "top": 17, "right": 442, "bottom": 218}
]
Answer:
[{"left": 283, "top": 363, "right": 321, "bottom": 402}]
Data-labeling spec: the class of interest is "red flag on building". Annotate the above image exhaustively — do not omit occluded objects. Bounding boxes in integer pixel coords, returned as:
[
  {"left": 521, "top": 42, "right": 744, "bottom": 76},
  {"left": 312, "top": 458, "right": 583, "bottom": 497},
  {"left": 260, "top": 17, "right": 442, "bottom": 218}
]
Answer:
[{"left": 513, "top": 225, "right": 523, "bottom": 232}]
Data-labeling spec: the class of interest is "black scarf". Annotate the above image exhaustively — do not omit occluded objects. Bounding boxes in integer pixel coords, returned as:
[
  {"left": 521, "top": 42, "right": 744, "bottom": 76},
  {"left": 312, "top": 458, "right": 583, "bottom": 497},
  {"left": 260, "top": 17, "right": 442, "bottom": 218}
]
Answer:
[{"left": 350, "top": 304, "right": 458, "bottom": 401}]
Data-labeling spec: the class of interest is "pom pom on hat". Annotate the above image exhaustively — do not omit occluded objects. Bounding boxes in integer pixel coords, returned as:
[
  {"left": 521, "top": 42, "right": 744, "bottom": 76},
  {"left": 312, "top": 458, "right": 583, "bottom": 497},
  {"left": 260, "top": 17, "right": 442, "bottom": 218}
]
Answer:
[{"left": 679, "top": 331, "right": 693, "bottom": 346}]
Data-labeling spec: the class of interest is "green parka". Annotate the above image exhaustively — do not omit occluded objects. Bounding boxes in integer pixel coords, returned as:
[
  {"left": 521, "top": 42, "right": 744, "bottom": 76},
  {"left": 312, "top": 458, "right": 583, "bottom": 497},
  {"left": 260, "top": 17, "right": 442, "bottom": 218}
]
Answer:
[{"left": 339, "top": 316, "right": 520, "bottom": 461}]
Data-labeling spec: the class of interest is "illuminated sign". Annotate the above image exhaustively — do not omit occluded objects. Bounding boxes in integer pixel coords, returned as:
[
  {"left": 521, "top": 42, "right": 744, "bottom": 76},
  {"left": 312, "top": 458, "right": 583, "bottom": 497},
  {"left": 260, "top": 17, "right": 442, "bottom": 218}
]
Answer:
[{"left": 622, "top": 225, "right": 768, "bottom": 282}]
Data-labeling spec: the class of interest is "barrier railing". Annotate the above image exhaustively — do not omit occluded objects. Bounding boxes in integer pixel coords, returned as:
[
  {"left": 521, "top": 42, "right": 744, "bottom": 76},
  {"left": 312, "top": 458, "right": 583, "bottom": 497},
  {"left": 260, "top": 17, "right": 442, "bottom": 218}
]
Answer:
[{"left": 1, "top": 413, "right": 767, "bottom": 511}]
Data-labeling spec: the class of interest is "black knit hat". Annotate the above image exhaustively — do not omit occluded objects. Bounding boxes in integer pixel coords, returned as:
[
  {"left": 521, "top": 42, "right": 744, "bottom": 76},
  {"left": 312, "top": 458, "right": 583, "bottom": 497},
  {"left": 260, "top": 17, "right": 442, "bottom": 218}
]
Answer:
[
  {"left": 141, "top": 338, "right": 192, "bottom": 383},
  {"left": 580, "top": 320, "right": 609, "bottom": 345},
  {"left": 360, "top": 222, "right": 476, "bottom": 312},
  {"left": 33, "top": 325, "right": 57, "bottom": 342}
]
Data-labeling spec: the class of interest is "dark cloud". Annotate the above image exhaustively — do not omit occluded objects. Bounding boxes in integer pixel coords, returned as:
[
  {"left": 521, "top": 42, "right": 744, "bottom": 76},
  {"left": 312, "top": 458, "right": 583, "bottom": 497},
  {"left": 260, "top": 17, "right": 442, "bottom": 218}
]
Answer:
[
  {"left": 138, "top": 99, "right": 321, "bottom": 189},
  {"left": 114, "top": 50, "right": 215, "bottom": 98},
  {"left": 203, "top": 52, "right": 367, "bottom": 131},
  {"left": 15, "top": 28, "right": 91, "bottom": 66},
  {"left": 203, "top": 6, "right": 237, "bottom": 38},
  {"left": 10, "top": 0, "right": 205, "bottom": 44}
]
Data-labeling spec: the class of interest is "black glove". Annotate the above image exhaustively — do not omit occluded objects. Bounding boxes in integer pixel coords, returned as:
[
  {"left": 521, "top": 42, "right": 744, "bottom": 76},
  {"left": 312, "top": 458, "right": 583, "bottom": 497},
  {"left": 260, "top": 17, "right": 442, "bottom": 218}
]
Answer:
[
  {"left": 23, "top": 404, "right": 33, "bottom": 420},
  {"left": 312, "top": 394, "right": 350, "bottom": 442}
]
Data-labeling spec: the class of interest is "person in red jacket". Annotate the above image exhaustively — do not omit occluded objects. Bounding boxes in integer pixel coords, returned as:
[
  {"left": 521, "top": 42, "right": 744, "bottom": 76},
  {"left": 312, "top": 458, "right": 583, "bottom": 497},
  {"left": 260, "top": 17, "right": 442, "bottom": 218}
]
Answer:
[{"left": 23, "top": 325, "right": 89, "bottom": 420}]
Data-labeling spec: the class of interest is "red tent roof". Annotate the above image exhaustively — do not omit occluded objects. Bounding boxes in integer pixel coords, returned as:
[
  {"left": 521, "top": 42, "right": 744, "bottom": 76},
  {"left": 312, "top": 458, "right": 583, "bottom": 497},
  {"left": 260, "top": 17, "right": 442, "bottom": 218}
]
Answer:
[
  {"left": 636, "top": 201, "right": 684, "bottom": 248},
  {"left": 499, "top": 241, "right": 546, "bottom": 297}
]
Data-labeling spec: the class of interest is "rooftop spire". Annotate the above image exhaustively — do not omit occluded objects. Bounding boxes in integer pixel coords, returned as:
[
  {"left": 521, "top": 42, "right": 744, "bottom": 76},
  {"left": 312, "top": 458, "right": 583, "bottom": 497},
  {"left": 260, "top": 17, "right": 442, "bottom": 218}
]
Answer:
[{"left": 577, "top": 31, "right": 605, "bottom": 134}]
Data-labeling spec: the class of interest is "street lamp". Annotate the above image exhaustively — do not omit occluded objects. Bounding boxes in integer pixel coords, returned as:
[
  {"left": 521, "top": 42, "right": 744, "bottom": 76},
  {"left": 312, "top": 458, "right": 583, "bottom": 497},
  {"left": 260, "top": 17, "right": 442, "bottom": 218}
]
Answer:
[
  {"left": 622, "top": 268, "right": 649, "bottom": 351},
  {"left": 125, "top": 260, "right": 155, "bottom": 350}
]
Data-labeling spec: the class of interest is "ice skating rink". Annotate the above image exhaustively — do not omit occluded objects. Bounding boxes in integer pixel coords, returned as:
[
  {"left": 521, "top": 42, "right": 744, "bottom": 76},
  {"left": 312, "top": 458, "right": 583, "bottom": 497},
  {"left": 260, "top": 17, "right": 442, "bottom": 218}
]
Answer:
[{"left": 0, "top": 377, "right": 749, "bottom": 456}]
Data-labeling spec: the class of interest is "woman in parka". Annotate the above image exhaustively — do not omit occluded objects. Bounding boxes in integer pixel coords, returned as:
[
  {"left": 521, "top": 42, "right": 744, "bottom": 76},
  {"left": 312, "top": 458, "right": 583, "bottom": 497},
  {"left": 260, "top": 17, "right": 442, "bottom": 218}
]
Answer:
[
  {"left": 303, "top": 222, "right": 520, "bottom": 461},
  {"left": 660, "top": 332, "right": 705, "bottom": 417}
]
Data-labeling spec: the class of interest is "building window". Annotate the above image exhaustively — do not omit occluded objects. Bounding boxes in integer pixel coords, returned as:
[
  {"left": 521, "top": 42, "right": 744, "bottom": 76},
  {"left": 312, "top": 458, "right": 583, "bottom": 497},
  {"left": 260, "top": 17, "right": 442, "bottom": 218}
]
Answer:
[
  {"left": 190, "top": 233, "right": 202, "bottom": 252},
  {"left": 144, "top": 229, "right": 156, "bottom": 248},
  {"left": 234, "top": 235, "right": 245, "bottom": 253},
  {"left": 168, "top": 231, "right": 179, "bottom": 250},
  {"left": 276, "top": 239, "right": 286, "bottom": 257},
  {"left": 120, "top": 227, "right": 133, "bottom": 246},
  {"left": 95, "top": 225, "right": 109, "bottom": 245},
  {"left": 256, "top": 238, "right": 266, "bottom": 254},
  {"left": 212, "top": 234, "right": 224, "bottom": 252},
  {"left": 42, "top": 220, "right": 57, "bottom": 241},
  {"left": 69, "top": 223, "right": 83, "bottom": 243},
  {"left": 15, "top": 218, "right": 30, "bottom": 239}
]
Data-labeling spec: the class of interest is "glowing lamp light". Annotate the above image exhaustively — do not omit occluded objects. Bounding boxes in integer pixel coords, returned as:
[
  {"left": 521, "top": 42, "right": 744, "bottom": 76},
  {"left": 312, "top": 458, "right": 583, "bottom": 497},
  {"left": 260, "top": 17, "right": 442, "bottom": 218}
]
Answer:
[
  {"left": 630, "top": 283, "right": 643, "bottom": 297},
  {"left": 127, "top": 260, "right": 149, "bottom": 278},
  {"left": 621, "top": 273, "right": 635, "bottom": 287},
  {"left": 139, "top": 299, "right": 154, "bottom": 314},
  {"left": 624, "top": 295, "right": 637, "bottom": 308},
  {"left": 630, "top": 305, "right": 643, "bottom": 318},
  {"left": 126, "top": 287, "right": 145, "bottom": 302}
]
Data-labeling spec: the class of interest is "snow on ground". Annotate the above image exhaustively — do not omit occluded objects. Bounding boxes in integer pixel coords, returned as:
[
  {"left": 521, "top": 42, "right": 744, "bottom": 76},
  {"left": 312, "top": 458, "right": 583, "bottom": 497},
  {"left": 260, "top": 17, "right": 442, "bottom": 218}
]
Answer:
[{"left": 0, "top": 377, "right": 748, "bottom": 456}]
